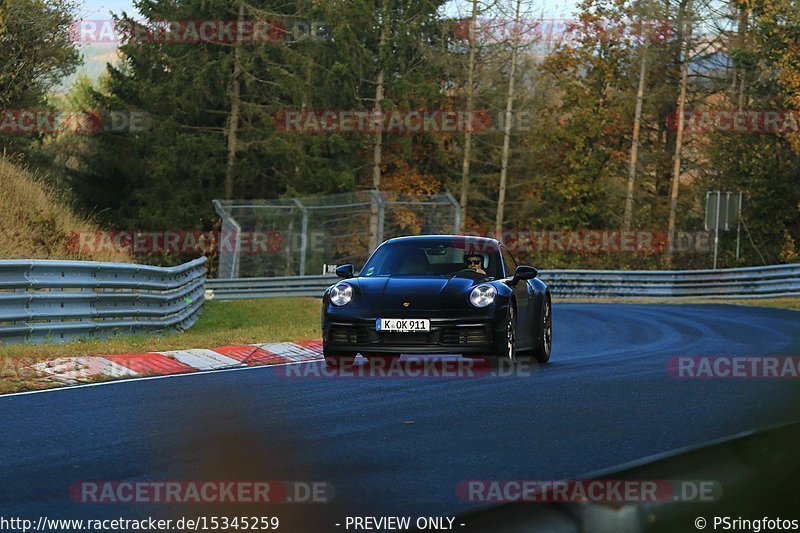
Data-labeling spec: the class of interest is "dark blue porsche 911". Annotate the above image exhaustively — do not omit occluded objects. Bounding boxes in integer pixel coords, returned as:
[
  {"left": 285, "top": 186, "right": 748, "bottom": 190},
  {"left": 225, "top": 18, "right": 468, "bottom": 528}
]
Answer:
[{"left": 321, "top": 235, "right": 552, "bottom": 367}]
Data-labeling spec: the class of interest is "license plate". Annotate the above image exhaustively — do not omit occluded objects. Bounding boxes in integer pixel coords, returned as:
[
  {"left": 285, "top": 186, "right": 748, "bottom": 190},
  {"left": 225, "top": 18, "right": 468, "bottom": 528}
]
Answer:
[{"left": 376, "top": 318, "right": 430, "bottom": 332}]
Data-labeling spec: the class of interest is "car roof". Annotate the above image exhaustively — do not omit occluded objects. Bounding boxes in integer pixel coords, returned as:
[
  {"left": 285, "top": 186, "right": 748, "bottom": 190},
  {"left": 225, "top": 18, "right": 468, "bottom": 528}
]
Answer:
[{"left": 383, "top": 235, "right": 501, "bottom": 248}]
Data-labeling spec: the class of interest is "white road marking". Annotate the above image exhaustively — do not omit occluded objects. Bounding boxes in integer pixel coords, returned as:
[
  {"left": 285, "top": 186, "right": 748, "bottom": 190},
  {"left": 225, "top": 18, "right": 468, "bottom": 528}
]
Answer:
[
  {"left": 254, "top": 342, "right": 321, "bottom": 361},
  {"left": 159, "top": 349, "right": 244, "bottom": 370},
  {"left": 32, "top": 357, "right": 138, "bottom": 381}
]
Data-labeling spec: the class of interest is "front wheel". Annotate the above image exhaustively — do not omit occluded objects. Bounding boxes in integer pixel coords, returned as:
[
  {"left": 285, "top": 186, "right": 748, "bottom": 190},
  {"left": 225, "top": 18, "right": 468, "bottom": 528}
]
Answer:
[
  {"left": 490, "top": 304, "right": 517, "bottom": 367},
  {"left": 532, "top": 296, "right": 552, "bottom": 363}
]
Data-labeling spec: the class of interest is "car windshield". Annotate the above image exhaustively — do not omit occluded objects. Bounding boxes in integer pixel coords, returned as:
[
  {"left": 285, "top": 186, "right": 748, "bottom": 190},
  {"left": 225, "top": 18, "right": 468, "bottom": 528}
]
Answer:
[{"left": 360, "top": 240, "right": 502, "bottom": 278}]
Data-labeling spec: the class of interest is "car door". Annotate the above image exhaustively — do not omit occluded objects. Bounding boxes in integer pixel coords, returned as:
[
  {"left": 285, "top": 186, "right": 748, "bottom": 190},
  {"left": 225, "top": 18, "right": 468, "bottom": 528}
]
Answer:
[{"left": 500, "top": 245, "right": 532, "bottom": 347}]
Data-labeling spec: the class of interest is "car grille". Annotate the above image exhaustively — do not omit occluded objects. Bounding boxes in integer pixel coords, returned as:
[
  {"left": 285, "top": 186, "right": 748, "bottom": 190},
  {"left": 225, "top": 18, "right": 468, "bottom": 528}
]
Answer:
[
  {"left": 328, "top": 323, "right": 490, "bottom": 346},
  {"left": 441, "top": 326, "right": 490, "bottom": 345},
  {"left": 376, "top": 332, "right": 431, "bottom": 345},
  {"left": 329, "top": 325, "right": 369, "bottom": 344}
]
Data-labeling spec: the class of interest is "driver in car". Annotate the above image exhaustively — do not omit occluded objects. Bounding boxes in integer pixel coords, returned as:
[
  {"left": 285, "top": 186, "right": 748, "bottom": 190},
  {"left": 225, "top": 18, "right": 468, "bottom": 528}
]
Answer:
[{"left": 464, "top": 253, "right": 486, "bottom": 275}]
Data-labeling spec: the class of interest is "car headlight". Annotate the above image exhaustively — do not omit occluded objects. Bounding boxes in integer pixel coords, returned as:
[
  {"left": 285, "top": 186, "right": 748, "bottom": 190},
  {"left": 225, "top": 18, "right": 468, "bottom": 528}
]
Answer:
[
  {"left": 469, "top": 284, "right": 496, "bottom": 308},
  {"left": 330, "top": 282, "right": 353, "bottom": 306}
]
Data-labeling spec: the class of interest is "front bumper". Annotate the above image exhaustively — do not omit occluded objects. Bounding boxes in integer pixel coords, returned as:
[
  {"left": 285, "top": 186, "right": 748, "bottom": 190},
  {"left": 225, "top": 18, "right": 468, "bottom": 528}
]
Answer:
[{"left": 322, "top": 314, "right": 507, "bottom": 355}]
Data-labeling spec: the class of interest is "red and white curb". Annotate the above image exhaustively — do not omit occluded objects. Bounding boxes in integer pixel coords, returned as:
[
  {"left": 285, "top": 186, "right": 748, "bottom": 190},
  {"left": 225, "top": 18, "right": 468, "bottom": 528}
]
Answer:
[{"left": 28, "top": 340, "right": 323, "bottom": 385}]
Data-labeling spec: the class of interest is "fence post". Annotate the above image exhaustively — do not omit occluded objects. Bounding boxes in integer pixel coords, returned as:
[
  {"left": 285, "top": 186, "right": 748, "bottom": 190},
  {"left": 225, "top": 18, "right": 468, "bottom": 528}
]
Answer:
[
  {"left": 445, "top": 191, "right": 462, "bottom": 233},
  {"left": 293, "top": 199, "right": 308, "bottom": 276},
  {"left": 213, "top": 200, "right": 241, "bottom": 278}
]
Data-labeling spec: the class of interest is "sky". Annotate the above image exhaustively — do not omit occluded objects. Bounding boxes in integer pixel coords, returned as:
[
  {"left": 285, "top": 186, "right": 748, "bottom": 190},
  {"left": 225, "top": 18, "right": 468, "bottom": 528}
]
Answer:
[{"left": 77, "top": 0, "right": 139, "bottom": 19}]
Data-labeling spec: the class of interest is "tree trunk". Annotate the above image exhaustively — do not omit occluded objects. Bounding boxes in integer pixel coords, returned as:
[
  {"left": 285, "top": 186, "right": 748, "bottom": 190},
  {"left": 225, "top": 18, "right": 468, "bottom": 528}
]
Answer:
[
  {"left": 736, "top": 3, "right": 748, "bottom": 109},
  {"left": 667, "top": 0, "right": 692, "bottom": 262},
  {"left": 623, "top": 6, "right": 650, "bottom": 231},
  {"left": 292, "top": 54, "right": 314, "bottom": 185},
  {"left": 459, "top": 0, "right": 478, "bottom": 231},
  {"left": 495, "top": 0, "right": 522, "bottom": 239},
  {"left": 224, "top": 1, "right": 244, "bottom": 199},
  {"left": 368, "top": 6, "right": 386, "bottom": 252}
]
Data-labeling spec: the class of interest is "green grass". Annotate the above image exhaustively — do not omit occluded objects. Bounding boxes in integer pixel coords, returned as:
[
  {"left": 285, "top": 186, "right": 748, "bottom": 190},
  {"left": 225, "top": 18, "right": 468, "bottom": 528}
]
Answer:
[{"left": 0, "top": 298, "right": 321, "bottom": 360}]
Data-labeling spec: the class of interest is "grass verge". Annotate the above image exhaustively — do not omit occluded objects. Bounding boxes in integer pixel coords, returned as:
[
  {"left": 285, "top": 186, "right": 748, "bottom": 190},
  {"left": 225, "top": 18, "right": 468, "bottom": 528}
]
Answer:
[
  {"left": 0, "top": 298, "right": 321, "bottom": 359},
  {"left": 0, "top": 298, "right": 321, "bottom": 394},
  {"left": 0, "top": 156, "right": 131, "bottom": 262}
]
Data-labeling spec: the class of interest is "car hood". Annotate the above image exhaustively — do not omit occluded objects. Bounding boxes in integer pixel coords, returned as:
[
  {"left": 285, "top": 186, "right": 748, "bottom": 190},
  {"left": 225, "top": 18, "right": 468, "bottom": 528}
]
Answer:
[{"left": 354, "top": 274, "right": 487, "bottom": 310}]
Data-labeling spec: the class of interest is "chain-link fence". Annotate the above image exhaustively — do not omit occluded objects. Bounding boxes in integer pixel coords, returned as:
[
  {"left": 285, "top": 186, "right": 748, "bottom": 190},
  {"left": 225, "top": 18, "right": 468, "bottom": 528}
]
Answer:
[{"left": 213, "top": 191, "right": 461, "bottom": 278}]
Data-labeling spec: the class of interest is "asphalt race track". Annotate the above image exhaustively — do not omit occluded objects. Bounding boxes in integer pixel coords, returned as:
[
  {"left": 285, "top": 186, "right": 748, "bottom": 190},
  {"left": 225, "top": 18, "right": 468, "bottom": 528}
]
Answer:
[{"left": 1, "top": 303, "right": 799, "bottom": 530}]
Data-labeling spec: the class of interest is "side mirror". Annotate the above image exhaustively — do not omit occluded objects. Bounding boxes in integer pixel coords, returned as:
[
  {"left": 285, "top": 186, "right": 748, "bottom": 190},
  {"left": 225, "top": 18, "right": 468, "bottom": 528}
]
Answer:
[
  {"left": 510, "top": 265, "right": 537, "bottom": 284},
  {"left": 335, "top": 264, "right": 355, "bottom": 278}
]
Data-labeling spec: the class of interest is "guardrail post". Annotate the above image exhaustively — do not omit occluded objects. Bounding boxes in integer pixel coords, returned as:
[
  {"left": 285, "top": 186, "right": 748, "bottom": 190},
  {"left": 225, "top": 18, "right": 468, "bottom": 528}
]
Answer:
[{"left": 713, "top": 190, "right": 721, "bottom": 269}]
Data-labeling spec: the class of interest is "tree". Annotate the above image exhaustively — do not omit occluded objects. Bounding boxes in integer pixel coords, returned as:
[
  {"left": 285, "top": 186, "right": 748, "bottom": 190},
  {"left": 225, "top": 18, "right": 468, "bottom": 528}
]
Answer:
[
  {"left": 495, "top": 0, "right": 524, "bottom": 238},
  {"left": 666, "top": 0, "right": 693, "bottom": 262},
  {"left": 368, "top": 1, "right": 387, "bottom": 251},
  {"left": 623, "top": 0, "right": 652, "bottom": 230},
  {"left": 68, "top": 0, "right": 450, "bottom": 236},
  {"left": 701, "top": 0, "right": 800, "bottom": 266},
  {"left": 0, "top": 0, "right": 80, "bottom": 153},
  {"left": 459, "top": 0, "right": 479, "bottom": 227},
  {"left": 224, "top": 0, "right": 245, "bottom": 200}
]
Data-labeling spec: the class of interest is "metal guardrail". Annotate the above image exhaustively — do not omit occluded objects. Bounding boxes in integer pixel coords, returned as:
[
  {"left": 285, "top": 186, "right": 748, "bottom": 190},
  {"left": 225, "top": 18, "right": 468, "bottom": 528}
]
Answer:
[
  {"left": 206, "top": 274, "right": 337, "bottom": 299},
  {"left": 542, "top": 263, "right": 800, "bottom": 299},
  {"left": 205, "top": 263, "right": 800, "bottom": 300},
  {"left": 0, "top": 257, "right": 207, "bottom": 344}
]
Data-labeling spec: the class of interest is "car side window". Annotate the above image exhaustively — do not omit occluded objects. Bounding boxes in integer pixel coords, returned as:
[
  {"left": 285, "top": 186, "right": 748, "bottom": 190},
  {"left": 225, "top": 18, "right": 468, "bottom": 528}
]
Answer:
[{"left": 500, "top": 246, "right": 518, "bottom": 277}]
